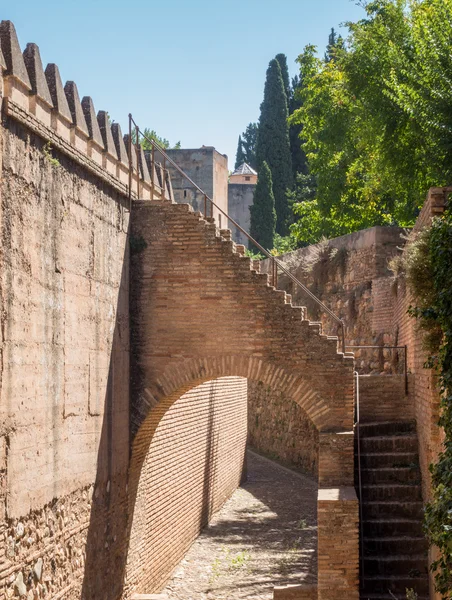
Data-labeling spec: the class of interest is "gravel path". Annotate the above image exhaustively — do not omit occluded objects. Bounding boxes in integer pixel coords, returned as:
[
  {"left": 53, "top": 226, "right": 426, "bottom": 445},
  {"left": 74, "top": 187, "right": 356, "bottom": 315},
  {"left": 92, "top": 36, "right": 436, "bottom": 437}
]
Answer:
[{"left": 162, "top": 450, "right": 318, "bottom": 599}]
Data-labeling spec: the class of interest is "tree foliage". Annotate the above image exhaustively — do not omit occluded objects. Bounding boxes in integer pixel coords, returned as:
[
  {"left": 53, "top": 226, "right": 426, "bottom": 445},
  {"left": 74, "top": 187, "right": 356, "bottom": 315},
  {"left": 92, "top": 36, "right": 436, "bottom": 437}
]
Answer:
[
  {"left": 249, "top": 161, "right": 276, "bottom": 252},
  {"left": 256, "top": 59, "right": 293, "bottom": 236},
  {"left": 289, "top": 0, "right": 452, "bottom": 245},
  {"left": 234, "top": 134, "right": 246, "bottom": 169},
  {"left": 134, "top": 127, "right": 181, "bottom": 150}
]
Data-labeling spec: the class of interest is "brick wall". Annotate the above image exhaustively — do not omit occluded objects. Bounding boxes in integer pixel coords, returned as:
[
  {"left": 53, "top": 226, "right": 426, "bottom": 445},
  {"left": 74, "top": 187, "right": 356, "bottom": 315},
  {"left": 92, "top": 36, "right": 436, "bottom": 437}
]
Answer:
[
  {"left": 358, "top": 375, "right": 414, "bottom": 423},
  {"left": 124, "top": 377, "right": 247, "bottom": 596},
  {"left": 248, "top": 381, "right": 318, "bottom": 478},
  {"left": 391, "top": 189, "right": 447, "bottom": 501}
]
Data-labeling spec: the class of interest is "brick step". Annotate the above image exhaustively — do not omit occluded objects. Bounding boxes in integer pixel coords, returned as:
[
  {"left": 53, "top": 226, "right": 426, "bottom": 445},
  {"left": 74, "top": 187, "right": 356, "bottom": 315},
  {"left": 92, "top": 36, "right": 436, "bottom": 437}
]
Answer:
[
  {"left": 361, "top": 575, "right": 429, "bottom": 596},
  {"left": 363, "top": 536, "right": 428, "bottom": 556},
  {"left": 358, "top": 421, "right": 416, "bottom": 438},
  {"left": 363, "top": 555, "right": 428, "bottom": 577},
  {"left": 360, "top": 452, "right": 418, "bottom": 469},
  {"left": 359, "top": 435, "right": 418, "bottom": 454},
  {"left": 361, "top": 593, "right": 428, "bottom": 600},
  {"left": 362, "top": 518, "right": 424, "bottom": 538},
  {"left": 357, "top": 467, "right": 421, "bottom": 485},
  {"left": 361, "top": 484, "right": 422, "bottom": 502},
  {"left": 362, "top": 501, "right": 424, "bottom": 520}
]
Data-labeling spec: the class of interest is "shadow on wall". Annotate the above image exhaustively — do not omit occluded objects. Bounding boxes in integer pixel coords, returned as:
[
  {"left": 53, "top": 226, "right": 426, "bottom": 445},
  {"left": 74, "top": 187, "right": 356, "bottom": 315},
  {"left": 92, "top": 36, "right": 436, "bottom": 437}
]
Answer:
[{"left": 80, "top": 214, "right": 131, "bottom": 600}]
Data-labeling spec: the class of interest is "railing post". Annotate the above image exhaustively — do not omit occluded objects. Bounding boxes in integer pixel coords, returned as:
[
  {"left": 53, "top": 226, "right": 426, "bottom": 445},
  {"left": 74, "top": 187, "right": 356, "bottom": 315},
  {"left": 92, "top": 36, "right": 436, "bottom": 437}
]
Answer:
[
  {"left": 151, "top": 145, "right": 155, "bottom": 198},
  {"left": 341, "top": 320, "right": 346, "bottom": 354},
  {"left": 128, "top": 113, "right": 133, "bottom": 211},
  {"left": 404, "top": 344, "right": 408, "bottom": 396},
  {"left": 204, "top": 194, "right": 207, "bottom": 218},
  {"left": 135, "top": 125, "right": 140, "bottom": 199}
]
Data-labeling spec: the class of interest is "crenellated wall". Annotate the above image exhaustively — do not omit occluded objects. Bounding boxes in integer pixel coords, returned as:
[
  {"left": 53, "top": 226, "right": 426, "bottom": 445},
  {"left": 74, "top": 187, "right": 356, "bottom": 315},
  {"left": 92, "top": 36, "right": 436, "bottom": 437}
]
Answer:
[{"left": 0, "top": 20, "right": 250, "bottom": 600}]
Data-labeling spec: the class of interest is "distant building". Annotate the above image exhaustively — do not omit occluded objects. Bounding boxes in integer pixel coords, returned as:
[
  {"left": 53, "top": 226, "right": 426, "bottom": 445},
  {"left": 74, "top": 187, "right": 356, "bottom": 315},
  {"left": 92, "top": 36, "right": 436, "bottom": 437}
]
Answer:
[
  {"left": 228, "top": 163, "right": 257, "bottom": 246},
  {"left": 161, "top": 146, "right": 229, "bottom": 229}
]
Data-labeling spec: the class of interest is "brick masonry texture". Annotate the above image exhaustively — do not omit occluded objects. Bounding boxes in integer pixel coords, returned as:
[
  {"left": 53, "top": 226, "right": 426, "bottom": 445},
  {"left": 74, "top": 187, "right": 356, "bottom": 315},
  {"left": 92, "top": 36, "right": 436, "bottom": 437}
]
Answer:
[
  {"left": 124, "top": 377, "right": 247, "bottom": 596},
  {"left": 358, "top": 374, "right": 414, "bottom": 422},
  {"left": 248, "top": 381, "right": 318, "bottom": 478}
]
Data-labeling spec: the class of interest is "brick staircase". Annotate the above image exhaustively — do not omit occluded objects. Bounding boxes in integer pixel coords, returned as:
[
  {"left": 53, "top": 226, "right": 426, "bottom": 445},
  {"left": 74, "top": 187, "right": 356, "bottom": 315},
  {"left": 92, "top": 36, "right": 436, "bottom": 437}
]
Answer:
[{"left": 356, "top": 421, "right": 429, "bottom": 599}]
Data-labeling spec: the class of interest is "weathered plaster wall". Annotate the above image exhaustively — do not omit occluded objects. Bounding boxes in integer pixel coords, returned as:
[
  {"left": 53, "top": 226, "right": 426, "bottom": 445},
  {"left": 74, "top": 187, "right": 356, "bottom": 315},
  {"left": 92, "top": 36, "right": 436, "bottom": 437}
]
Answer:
[
  {"left": 228, "top": 182, "right": 255, "bottom": 246},
  {"left": 0, "top": 117, "right": 130, "bottom": 598}
]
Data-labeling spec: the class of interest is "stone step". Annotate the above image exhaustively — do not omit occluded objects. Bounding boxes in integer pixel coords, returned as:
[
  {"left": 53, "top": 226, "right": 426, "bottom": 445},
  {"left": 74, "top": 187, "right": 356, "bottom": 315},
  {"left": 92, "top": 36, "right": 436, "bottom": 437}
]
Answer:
[
  {"left": 357, "top": 467, "right": 421, "bottom": 485},
  {"left": 362, "top": 518, "right": 424, "bottom": 538},
  {"left": 361, "top": 575, "right": 429, "bottom": 596},
  {"left": 362, "top": 501, "right": 424, "bottom": 520},
  {"left": 360, "top": 452, "right": 418, "bottom": 469},
  {"left": 359, "top": 435, "right": 418, "bottom": 454},
  {"left": 358, "top": 421, "right": 416, "bottom": 438},
  {"left": 363, "top": 536, "right": 428, "bottom": 556},
  {"left": 361, "top": 593, "right": 428, "bottom": 600},
  {"left": 361, "top": 484, "right": 422, "bottom": 503},
  {"left": 363, "top": 555, "right": 428, "bottom": 577}
]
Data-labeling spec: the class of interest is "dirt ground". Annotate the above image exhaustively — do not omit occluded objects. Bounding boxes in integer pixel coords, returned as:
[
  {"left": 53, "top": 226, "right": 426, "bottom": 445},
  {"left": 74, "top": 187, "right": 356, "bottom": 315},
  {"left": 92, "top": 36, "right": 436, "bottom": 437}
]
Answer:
[{"left": 162, "top": 450, "right": 318, "bottom": 599}]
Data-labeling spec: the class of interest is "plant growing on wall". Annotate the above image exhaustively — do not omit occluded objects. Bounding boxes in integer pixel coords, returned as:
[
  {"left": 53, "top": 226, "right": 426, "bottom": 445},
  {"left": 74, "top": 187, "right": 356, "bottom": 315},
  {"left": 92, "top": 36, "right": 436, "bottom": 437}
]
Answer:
[{"left": 399, "top": 209, "right": 452, "bottom": 596}]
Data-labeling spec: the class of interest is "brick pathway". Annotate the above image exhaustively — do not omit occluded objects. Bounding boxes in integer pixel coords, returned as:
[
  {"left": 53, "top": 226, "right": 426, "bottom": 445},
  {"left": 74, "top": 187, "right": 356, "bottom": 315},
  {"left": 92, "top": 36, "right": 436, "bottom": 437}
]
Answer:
[{"left": 162, "top": 450, "right": 318, "bottom": 599}]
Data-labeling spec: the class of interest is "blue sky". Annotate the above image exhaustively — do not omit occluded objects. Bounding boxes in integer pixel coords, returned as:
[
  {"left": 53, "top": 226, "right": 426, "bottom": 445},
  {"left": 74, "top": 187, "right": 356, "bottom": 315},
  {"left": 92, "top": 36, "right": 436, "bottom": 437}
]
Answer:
[{"left": 3, "top": 0, "right": 365, "bottom": 167}]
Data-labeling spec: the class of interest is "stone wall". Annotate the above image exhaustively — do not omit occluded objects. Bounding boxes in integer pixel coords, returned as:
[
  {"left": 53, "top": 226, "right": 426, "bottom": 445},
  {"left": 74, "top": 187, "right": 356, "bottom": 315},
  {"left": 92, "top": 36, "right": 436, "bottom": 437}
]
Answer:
[
  {"left": 248, "top": 381, "right": 318, "bottom": 478},
  {"left": 228, "top": 182, "right": 255, "bottom": 246},
  {"left": 162, "top": 147, "right": 229, "bottom": 228},
  {"left": 124, "top": 377, "right": 247, "bottom": 596},
  {"left": 0, "top": 114, "right": 130, "bottom": 598}
]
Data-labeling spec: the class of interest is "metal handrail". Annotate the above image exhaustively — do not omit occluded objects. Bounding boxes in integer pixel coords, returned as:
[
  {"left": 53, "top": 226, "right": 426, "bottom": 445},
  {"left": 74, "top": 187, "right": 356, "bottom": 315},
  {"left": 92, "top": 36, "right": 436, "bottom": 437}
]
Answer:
[
  {"left": 346, "top": 345, "right": 408, "bottom": 395},
  {"left": 128, "top": 114, "right": 346, "bottom": 353},
  {"left": 355, "top": 370, "right": 365, "bottom": 584}
]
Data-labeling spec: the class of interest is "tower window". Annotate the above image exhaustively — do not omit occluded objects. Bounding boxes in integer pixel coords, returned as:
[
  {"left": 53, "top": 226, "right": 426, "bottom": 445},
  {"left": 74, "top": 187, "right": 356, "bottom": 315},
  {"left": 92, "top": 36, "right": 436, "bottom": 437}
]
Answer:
[
  {"left": 245, "top": 176, "right": 251, "bottom": 181},
  {"left": 184, "top": 190, "right": 187, "bottom": 198}
]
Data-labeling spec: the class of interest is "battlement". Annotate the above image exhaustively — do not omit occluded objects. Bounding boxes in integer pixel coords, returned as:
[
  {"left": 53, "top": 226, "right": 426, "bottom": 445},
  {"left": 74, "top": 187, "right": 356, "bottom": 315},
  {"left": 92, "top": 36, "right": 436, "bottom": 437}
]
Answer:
[{"left": 0, "top": 20, "right": 171, "bottom": 201}]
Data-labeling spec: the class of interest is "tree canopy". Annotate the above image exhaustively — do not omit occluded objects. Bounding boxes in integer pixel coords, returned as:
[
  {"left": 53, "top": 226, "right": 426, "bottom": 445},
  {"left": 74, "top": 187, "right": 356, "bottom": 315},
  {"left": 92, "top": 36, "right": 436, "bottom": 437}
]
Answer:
[
  {"left": 249, "top": 161, "right": 276, "bottom": 252},
  {"left": 256, "top": 59, "right": 293, "bottom": 235},
  {"left": 289, "top": 0, "right": 452, "bottom": 246}
]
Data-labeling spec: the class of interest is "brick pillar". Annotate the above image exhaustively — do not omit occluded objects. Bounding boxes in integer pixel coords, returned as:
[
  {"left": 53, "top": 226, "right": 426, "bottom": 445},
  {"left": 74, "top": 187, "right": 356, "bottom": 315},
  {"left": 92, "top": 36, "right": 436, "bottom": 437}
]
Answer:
[
  {"left": 317, "top": 487, "right": 359, "bottom": 600},
  {"left": 316, "top": 432, "right": 359, "bottom": 600},
  {"left": 318, "top": 431, "right": 354, "bottom": 486}
]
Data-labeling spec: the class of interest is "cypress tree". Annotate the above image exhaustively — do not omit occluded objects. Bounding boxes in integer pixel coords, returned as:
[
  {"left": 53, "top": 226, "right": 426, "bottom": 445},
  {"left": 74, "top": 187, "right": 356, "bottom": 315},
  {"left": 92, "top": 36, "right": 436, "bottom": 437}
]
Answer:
[
  {"left": 249, "top": 161, "right": 276, "bottom": 252},
  {"left": 234, "top": 135, "right": 246, "bottom": 169},
  {"left": 275, "top": 53, "right": 291, "bottom": 106},
  {"left": 256, "top": 59, "right": 293, "bottom": 235},
  {"left": 242, "top": 123, "right": 258, "bottom": 169},
  {"left": 289, "top": 74, "right": 308, "bottom": 177}
]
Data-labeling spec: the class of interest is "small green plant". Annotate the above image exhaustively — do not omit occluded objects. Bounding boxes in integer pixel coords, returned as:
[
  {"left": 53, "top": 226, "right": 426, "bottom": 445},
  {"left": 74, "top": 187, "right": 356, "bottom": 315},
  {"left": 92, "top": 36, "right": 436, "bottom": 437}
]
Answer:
[
  {"left": 406, "top": 589, "right": 418, "bottom": 600},
  {"left": 129, "top": 235, "right": 147, "bottom": 254},
  {"left": 244, "top": 248, "right": 264, "bottom": 260},
  {"left": 297, "top": 518, "right": 307, "bottom": 530},
  {"left": 43, "top": 141, "right": 60, "bottom": 168}
]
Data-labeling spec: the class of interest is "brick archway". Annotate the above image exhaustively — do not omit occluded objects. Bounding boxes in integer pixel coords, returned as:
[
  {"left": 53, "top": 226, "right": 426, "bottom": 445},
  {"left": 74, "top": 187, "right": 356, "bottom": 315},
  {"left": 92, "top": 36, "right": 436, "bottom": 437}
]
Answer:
[{"left": 128, "top": 199, "right": 359, "bottom": 599}]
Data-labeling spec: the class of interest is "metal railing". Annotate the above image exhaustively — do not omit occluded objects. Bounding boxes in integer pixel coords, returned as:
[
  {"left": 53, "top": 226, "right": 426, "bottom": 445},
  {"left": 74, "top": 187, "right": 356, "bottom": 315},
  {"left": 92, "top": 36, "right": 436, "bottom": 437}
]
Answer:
[
  {"left": 354, "top": 370, "right": 365, "bottom": 583},
  {"left": 128, "top": 114, "right": 346, "bottom": 353},
  {"left": 346, "top": 345, "right": 408, "bottom": 395}
]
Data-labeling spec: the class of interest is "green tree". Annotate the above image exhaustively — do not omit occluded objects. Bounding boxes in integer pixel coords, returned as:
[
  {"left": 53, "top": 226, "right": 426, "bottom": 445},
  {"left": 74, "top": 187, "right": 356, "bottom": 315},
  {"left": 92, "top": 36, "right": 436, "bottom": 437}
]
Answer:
[
  {"left": 234, "top": 135, "right": 246, "bottom": 169},
  {"left": 256, "top": 59, "right": 293, "bottom": 235},
  {"left": 289, "top": 0, "right": 443, "bottom": 243},
  {"left": 134, "top": 127, "right": 181, "bottom": 150},
  {"left": 237, "top": 123, "right": 258, "bottom": 169},
  {"left": 249, "top": 161, "right": 276, "bottom": 252},
  {"left": 275, "top": 53, "right": 291, "bottom": 105},
  {"left": 324, "top": 27, "right": 344, "bottom": 62},
  {"left": 289, "top": 74, "right": 308, "bottom": 177}
]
